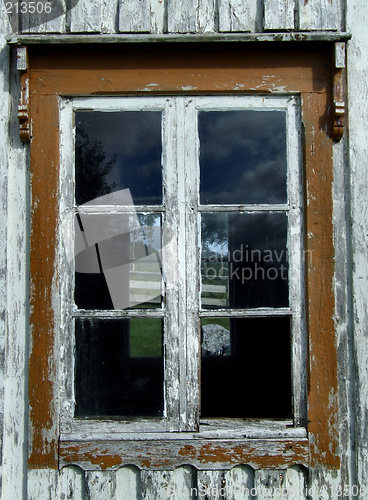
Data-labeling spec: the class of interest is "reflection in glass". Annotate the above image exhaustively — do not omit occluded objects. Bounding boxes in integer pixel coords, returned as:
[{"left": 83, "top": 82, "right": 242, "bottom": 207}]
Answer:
[
  {"left": 201, "top": 318, "right": 231, "bottom": 357},
  {"left": 75, "top": 111, "right": 162, "bottom": 205},
  {"left": 201, "top": 213, "right": 289, "bottom": 308},
  {"left": 75, "top": 214, "right": 162, "bottom": 310},
  {"left": 199, "top": 110, "right": 287, "bottom": 205},
  {"left": 200, "top": 316, "right": 292, "bottom": 418},
  {"left": 75, "top": 318, "right": 164, "bottom": 417}
]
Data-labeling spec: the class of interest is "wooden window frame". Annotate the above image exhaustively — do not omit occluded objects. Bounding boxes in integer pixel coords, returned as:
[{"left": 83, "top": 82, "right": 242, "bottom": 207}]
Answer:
[
  {"left": 59, "top": 94, "right": 304, "bottom": 438},
  {"left": 26, "top": 42, "right": 339, "bottom": 471}
]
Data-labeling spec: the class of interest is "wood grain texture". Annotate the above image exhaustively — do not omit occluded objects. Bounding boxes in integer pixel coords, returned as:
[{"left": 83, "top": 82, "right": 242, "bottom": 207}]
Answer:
[
  {"left": 69, "top": 0, "right": 116, "bottom": 32},
  {"left": 346, "top": 0, "right": 368, "bottom": 491},
  {"left": 218, "top": 0, "right": 251, "bottom": 32},
  {"left": 20, "top": 0, "right": 66, "bottom": 34},
  {"left": 264, "top": 0, "right": 295, "bottom": 30},
  {"left": 28, "top": 44, "right": 332, "bottom": 97},
  {"left": 28, "top": 93, "right": 60, "bottom": 468},
  {"left": 298, "top": 0, "right": 340, "bottom": 31},
  {"left": 59, "top": 438, "right": 310, "bottom": 470},
  {"left": 119, "top": 0, "right": 151, "bottom": 33},
  {"left": 2, "top": 0, "right": 349, "bottom": 36},
  {"left": 0, "top": 20, "right": 29, "bottom": 500},
  {"left": 167, "top": 0, "right": 216, "bottom": 33},
  {"left": 85, "top": 471, "right": 117, "bottom": 499},
  {"left": 301, "top": 90, "right": 339, "bottom": 468}
]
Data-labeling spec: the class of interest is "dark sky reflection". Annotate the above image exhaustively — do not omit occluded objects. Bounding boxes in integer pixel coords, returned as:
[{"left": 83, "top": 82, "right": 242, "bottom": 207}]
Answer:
[
  {"left": 75, "top": 111, "right": 162, "bottom": 205},
  {"left": 199, "top": 110, "right": 287, "bottom": 205}
]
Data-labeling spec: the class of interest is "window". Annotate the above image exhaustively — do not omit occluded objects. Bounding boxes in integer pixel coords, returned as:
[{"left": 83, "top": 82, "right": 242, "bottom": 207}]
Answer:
[
  {"left": 59, "top": 95, "right": 304, "bottom": 434},
  {"left": 27, "top": 43, "right": 338, "bottom": 470}
]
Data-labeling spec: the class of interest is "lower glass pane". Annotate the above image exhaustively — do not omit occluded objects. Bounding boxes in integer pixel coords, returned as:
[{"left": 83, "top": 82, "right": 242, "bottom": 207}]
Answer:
[
  {"left": 74, "top": 317, "right": 164, "bottom": 418},
  {"left": 200, "top": 316, "right": 292, "bottom": 418}
]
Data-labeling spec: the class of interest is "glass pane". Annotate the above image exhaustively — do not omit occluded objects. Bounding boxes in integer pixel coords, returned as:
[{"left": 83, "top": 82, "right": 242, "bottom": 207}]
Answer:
[
  {"left": 200, "top": 316, "right": 292, "bottom": 418},
  {"left": 75, "top": 318, "right": 164, "bottom": 417},
  {"left": 75, "top": 214, "right": 162, "bottom": 310},
  {"left": 75, "top": 111, "right": 162, "bottom": 205},
  {"left": 199, "top": 110, "right": 287, "bottom": 205},
  {"left": 201, "top": 213, "right": 288, "bottom": 308}
]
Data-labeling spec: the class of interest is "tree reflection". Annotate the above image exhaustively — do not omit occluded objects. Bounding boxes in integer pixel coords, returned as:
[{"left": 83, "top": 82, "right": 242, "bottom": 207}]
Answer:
[{"left": 75, "top": 127, "right": 117, "bottom": 205}]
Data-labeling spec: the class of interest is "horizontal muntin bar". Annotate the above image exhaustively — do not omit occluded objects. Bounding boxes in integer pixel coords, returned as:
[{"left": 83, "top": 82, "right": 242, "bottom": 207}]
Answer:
[
  {"left": 199, "top": 307, "right": 292, "bottom": 317},
  {"left": 75, "top": 205, "right": 165, "bottom": 213},
  {"left": 73, "top": 308, "right": 165, "bottom": 318},
  {"left": 198, "top": 204, "right": 289, "bottom": 213}
]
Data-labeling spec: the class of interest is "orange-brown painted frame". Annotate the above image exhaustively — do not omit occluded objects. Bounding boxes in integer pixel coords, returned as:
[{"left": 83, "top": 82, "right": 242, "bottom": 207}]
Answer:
[{"left": 27, "top": 42, "right": 338, "bottom": 470}]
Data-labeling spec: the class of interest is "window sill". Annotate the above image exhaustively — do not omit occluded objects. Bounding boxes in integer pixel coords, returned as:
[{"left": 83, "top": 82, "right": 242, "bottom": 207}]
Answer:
[{"left": 59, "top": 419, "right": 308, "bottom": 471}]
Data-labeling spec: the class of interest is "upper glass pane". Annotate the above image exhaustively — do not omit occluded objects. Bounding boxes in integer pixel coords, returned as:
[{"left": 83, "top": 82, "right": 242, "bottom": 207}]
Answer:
[
  {"left": 199, "top": 110, "right": 287, "bottom": 205},
  {"left": 75, "top": 111, "right": 162, "bottom": 205}
]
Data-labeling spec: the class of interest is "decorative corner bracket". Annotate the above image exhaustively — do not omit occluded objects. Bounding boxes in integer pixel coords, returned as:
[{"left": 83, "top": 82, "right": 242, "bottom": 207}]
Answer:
[
  {"left": 17, "top": 46, "right": 31, "bottom": 143},
  {"left": 333, "top": 42, "right": 346, "bottom": 141}
]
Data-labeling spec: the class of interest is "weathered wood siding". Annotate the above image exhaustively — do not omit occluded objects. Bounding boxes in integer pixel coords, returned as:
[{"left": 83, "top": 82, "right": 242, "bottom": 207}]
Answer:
[
  {"left": 3, "top": 0, "right": 368, "bottom": 499},
  {"left": 7, "top": 0, "right": 345, "bottom": 34},
  {"left": 347, "top": 0, "right": 368, "bottom": 493},
  {"left": 26, "top": 465, "right": 310, "bottom": 499}
]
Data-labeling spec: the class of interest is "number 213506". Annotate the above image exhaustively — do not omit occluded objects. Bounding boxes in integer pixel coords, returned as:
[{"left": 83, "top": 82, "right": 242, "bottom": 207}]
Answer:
[{"left": 6, "top": 2, "right": 52, "bottom": 14}]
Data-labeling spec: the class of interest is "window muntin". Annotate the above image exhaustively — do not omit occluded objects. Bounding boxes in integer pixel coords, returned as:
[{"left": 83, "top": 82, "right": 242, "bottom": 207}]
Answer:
[{"left": 60, "top": 95, "right": 304, "bottom": 434}]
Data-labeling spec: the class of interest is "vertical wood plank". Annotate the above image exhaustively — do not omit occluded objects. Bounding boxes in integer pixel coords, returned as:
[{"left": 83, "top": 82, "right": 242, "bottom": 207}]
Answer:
[
  {"left": 0, "top": 22, "right": 28, "bottom": 500},
  {"left": 167, "top": 0, "right": 197, "bottom": 33},
  {"left": 119, "top": 0, "right": 151, "bottom": 33},
  {"left": 254, "top": 469, "right": 287, "bottom": 500},
  {"left": 162, "top": 97, "right": 181, "bottom": 430},
  {"left": 298, "top": 0, "right": 340, "bottom": 31},
  {"left": 1, "top": 0, "right": 19, "bottom": 33},
  {"left": 197, "top": 0, "right": 216, "bottom": 33},
  {"left": 70, "top": 0, "right": 102, "bottom": 31},
  {"left": 167, "top": 0, "right": 215, "bottom": 33},
  {"left": 284, "top": 465, "right": 307, "bottom": 499},
  {"left": 140, "top": 470, "right": 174, "bottom": 498},
  {"left": 225, "top": 465, "right": 254, "bottom": 499},
  {"left": 346, "top": 0, "right": 368, "bottom": 492},
  {"left": 264, "top": 0, "right": 295, "bottom": 30},
  {"left": 101, "top": 0, "right": 118, "bottom": 32},
  {"left": 58, "top": 467, "right": 86, "bottom": 499},
  {"left": 28, "top": 470, "right": 58, "bottom": 500},
  {"left": 28, "top": 94, "right": 60, "bottom": 468},
  {"left": 218, "top": 0, "right": 252, "bottom": 32},
  {"left": 70, "top": 0, "right": 117, "bottom": 32},
  {"left": 150, "top": 0, "right": 165, "bottom": 33},
  {"left": 184, "top": 97, "right": 200, "bottom": 431},
  {"left": 172, "top": 466, "right": 196, "bottom": 499},
  {"left": 301, "top": 91, "right": 339, "bottom": 469},
  {"left": 85, "top": 471, "right": 117, "bottom": 500},
  {"left": 308, "top": 468, "right": 341, "bottom": 499},
  {"left": 20, "top": 0, "right": 66, "bottom": 34},
  {"left": 197, "top": 470, "right": 226, "bottom": 499},
  {"left": 141, "top": 466, "right": 195, "bottom": 498},
  {"left": 116, "top": 466, "right": 141, "bottom": 499}
]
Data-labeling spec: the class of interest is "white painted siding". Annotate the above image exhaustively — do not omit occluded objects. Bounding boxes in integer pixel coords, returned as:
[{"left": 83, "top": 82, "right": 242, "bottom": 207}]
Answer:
[
  {"left": 3, "top": 0, "right": 368, "bottom": 500},
  {"left": 0, "top": 8, "right": 28, "bottom": 500},
  {"left": 347, "top": 0, "right": 368, "bottom": 493},
  {"left": 264, "top": 0, "right": 295, "bottom": 30},
  {"left": 11, "top": 0, "right": 345, "bottom": 34},
  {"left": 25, "top": 466, "right": 310, "bottom": 499}
]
